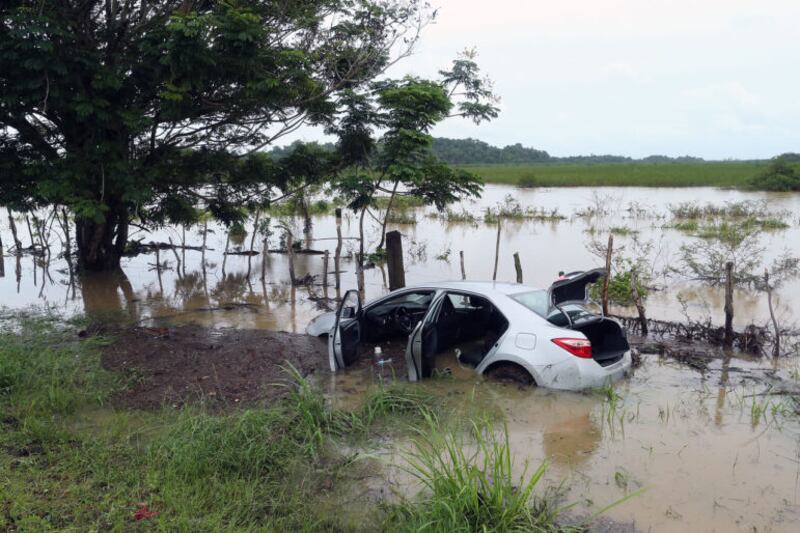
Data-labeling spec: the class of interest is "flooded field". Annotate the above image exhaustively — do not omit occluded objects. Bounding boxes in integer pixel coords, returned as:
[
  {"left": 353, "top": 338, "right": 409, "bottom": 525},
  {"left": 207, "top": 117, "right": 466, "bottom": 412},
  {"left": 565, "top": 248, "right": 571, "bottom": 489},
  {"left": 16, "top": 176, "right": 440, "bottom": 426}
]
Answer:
[
  {"left": 2, "top": 184, "right": 800, "bottom": 530},
  {"left": 3, "top": 185, "right": 800, "bottom": 330},
  {"left": 329, "top": 350, "right": 800, "bottom": 532}
]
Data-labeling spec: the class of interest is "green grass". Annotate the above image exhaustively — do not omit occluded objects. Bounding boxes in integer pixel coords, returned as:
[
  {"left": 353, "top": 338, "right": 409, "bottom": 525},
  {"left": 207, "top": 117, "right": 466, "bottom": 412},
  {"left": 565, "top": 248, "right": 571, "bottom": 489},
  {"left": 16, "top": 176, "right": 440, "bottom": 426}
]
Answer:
[
  {"left": 387, "top": 416, "right": 566, "bottom": 532},
  {"left": 465, "top": 162, "right": 799, "bottom": 188},
  {"left": 1, "top": 316, "right": 579, "bottom": 531}
]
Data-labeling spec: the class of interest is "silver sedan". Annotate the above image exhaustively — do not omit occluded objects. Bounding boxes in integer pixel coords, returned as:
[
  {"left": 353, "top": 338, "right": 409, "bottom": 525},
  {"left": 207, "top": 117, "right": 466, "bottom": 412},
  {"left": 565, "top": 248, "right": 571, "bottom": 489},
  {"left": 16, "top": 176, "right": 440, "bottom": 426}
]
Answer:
[{"left": 306, "top": 269, "right": 632, "bottom": 390}]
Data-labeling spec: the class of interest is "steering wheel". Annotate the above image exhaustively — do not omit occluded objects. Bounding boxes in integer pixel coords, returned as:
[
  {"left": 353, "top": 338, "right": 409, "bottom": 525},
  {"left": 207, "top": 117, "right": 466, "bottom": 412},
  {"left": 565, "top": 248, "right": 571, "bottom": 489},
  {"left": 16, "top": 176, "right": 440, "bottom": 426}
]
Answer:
[{"left": 394, "top": 306, "right": 416, "bottom": 333}]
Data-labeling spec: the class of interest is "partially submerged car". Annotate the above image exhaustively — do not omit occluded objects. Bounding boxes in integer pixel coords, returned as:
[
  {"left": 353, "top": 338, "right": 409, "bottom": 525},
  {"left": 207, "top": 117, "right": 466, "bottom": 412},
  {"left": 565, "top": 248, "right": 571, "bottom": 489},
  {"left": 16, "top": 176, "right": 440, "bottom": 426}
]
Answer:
[{"left": 306, "top": 269, "right": 632, "bottom": 390}]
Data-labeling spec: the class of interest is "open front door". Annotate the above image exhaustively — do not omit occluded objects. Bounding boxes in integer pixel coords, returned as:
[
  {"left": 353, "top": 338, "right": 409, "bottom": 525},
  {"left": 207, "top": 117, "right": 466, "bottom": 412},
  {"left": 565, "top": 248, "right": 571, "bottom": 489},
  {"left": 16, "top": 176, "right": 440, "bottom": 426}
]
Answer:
[
  {"left": 328, "top": 290, "right": 363, "bottom": 372},
  {"left": 406, "top": 293, "right": 445, "bottom": 382}
]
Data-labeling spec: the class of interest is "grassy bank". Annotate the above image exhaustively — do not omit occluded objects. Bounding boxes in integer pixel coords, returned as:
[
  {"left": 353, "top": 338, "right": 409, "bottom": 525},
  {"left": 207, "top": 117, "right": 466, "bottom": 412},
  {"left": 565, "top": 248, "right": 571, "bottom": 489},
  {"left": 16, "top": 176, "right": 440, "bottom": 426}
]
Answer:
[
  {"left": 464, "top": 162, "right": 784, "bottom": 188},
  {"left": 0, "top": 316, "right": 570, "bottom": 531}
]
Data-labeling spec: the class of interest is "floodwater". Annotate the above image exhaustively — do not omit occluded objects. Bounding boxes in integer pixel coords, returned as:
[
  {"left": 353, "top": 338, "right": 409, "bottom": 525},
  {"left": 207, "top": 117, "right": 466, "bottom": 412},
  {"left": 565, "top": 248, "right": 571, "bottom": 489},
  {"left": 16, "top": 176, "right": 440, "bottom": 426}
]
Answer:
[
  {"left": 2, "top": 185, "right": 799, "bottom": 330},
  {"left": 330, "top": 350, "right": 800, "bottom": 532},
  {"left": 2, "top": 184, "right": 800, "bottom": 530}
]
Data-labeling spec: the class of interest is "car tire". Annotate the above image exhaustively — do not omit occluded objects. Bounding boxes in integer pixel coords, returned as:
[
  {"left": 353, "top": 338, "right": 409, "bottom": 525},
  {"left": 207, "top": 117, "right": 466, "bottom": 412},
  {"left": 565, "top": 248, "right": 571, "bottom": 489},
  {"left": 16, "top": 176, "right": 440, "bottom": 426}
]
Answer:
[{"left": 485, "top": 363, "right": 535, "bottom": 386}]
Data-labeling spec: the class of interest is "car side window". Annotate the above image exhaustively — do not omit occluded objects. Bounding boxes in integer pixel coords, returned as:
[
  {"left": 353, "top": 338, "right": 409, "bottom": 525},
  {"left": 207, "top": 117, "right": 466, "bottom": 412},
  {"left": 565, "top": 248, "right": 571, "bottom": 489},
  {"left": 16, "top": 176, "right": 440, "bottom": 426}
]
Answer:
[
  {"left": 368, "top": 290, "right": 435, "bottom": 315},
  {"left": 445, "top": 293, "right": 488, "bottom": 310}
]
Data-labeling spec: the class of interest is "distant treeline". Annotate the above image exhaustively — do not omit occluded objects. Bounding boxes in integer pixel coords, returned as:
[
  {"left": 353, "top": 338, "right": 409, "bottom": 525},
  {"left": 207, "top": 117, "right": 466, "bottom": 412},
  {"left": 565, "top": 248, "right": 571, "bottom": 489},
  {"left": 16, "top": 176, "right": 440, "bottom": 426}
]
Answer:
[
  {"left": 434, "top": 138, "right": 704, "bottom": 165},
  {"left": 268, "top": 138, "right": 799, "bottom": 166}
]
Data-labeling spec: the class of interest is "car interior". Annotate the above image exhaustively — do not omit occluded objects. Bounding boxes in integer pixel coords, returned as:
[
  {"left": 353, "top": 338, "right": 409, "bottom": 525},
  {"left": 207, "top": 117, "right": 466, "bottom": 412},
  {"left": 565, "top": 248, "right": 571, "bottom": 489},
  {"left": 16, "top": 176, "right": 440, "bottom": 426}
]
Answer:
[
  {"left": 420, "top": 292, "right": 509, "bottom": 374},
  {"left": 362, "top": 290, "right": 436, "bottom": 342}
]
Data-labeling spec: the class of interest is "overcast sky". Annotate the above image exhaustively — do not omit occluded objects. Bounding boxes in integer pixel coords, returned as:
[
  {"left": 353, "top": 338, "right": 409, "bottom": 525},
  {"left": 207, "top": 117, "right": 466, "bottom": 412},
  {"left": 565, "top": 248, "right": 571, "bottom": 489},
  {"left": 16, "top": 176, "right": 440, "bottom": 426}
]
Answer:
[{"left": 293, "top": 0, "right": 800, "bottom": 159}]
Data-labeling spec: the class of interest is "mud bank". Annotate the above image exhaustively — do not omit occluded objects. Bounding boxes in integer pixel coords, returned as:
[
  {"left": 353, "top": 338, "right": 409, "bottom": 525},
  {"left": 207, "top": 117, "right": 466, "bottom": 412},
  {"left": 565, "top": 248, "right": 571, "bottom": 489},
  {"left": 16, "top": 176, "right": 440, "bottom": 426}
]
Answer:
[{"left": 103, "top": 325, "right": 328, "bottom": 409}]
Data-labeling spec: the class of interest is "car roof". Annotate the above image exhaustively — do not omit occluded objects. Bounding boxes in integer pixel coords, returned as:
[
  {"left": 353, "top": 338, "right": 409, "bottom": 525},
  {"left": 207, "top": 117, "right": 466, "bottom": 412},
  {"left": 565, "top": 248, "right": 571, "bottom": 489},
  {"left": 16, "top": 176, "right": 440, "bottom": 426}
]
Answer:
[{"left": 403, "top": 280, "right": 543, "bottom": 297}]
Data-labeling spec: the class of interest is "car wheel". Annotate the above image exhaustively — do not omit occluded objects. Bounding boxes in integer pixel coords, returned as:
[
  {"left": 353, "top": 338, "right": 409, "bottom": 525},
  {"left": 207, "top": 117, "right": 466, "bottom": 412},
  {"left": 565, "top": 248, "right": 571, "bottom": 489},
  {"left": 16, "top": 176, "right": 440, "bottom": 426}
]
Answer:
[{"left": 485, "top": 363, "right": 535, "bottom": 386}]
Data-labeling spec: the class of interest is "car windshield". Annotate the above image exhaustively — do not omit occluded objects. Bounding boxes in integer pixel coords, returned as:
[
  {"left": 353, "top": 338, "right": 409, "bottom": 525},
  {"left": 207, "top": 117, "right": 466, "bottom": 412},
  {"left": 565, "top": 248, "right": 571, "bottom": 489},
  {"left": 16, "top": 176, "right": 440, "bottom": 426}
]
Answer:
[{"left": 510, "top": 290, "right": 549, "bottom": 316}]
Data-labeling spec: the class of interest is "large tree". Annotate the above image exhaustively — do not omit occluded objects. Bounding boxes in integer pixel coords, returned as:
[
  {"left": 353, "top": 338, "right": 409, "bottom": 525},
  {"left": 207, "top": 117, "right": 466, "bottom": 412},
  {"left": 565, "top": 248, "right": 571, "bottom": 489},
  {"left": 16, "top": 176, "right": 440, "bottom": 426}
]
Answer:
[{"left": 0, "top": 0, "right": 430, "bottom": 270}]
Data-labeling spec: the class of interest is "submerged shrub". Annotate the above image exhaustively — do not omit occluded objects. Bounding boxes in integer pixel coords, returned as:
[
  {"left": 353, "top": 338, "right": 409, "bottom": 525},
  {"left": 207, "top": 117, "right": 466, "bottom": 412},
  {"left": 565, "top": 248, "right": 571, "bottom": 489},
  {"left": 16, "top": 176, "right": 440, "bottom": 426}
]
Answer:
[
  {"left": 517, "top": 175, "right": 537, "bottom": 188},
  {"left": 589, "top": 270, "right": 648, "bottom": 306}
]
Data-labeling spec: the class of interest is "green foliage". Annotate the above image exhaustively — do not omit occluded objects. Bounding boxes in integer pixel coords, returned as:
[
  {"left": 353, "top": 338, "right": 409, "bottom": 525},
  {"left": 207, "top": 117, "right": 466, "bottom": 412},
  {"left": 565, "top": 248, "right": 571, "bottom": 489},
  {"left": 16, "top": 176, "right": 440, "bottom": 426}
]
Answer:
[
  {"left": 468, "top": 162, "right": 792, "bottom": 187},
  {"left": 590, "top": 270, "right": 648, "bottom": 306},
  {"left": 0, "top": 312, "right": 588, "bottom": 532},
  {"left": 432, "top": 138, "right": 551, "bottom": 165},
  {"left": 387, "top": 417, "right": 561, "bottom": 532},
  {"left": 747, "top": 159, "right": 800, "bottom": 191},
  {"left": 0, "top": 0, "right": 434, "bottom": 269},
  {"left": 0, "top": 316, "right": 115, "bottom": 420}
]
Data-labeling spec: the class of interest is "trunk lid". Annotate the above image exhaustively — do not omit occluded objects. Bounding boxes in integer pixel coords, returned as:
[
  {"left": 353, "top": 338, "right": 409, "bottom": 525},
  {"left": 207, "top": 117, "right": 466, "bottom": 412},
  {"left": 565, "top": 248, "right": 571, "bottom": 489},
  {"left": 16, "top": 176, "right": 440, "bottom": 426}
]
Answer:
[{"left": 548, "top": 268, "right": 606, "bottom": 310}]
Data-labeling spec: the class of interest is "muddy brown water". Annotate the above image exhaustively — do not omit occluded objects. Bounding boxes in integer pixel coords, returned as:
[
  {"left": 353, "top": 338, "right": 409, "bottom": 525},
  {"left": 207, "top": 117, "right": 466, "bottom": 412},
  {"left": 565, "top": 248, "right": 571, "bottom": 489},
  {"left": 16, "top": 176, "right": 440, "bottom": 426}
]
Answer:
[{"left": 3, "top": 185, "right": 800, "bottom": 530}]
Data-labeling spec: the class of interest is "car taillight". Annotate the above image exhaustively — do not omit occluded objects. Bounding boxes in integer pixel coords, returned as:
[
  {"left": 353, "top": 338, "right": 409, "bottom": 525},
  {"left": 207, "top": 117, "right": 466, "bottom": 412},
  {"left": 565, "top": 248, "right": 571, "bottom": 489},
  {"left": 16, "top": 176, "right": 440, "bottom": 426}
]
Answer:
[{"left": 552, "top": 338, "right": 592, "bottom": 358}]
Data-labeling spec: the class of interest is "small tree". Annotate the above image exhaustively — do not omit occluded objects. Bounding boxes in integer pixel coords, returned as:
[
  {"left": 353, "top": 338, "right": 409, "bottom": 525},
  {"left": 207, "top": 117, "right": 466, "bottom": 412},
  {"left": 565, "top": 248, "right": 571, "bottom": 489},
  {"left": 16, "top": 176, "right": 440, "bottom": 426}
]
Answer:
[{"left": 329, "top": 58, "right": 496, "bottom": 262}]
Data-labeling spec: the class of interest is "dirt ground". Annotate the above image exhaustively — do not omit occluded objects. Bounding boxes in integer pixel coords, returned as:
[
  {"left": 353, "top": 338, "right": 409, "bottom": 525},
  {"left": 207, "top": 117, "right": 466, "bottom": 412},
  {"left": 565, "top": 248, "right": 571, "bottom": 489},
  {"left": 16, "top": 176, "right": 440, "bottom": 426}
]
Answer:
[
  {"left": 102, "top": 325, "right": 420, "bottom": 410},
  {"left": 103, "top": 325, "right": 329, "bottom": 409}
]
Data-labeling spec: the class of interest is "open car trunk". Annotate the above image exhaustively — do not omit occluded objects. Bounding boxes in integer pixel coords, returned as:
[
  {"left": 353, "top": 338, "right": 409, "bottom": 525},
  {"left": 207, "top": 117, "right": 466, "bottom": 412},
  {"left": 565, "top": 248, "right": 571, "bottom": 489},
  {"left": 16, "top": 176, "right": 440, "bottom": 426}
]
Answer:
[
  {"left": 547, "top": 267, "right": 629, "bottom": 367},
  {"left": 572, "top": 318, "right": 629, "bottom": 367}
]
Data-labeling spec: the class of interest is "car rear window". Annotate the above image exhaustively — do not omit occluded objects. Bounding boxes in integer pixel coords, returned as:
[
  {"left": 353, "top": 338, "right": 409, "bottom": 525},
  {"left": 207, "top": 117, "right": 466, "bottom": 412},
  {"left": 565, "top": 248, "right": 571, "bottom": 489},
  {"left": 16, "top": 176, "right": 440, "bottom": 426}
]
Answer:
[{"left": 510, "top": 290, "right": 549, "bottom": 317}]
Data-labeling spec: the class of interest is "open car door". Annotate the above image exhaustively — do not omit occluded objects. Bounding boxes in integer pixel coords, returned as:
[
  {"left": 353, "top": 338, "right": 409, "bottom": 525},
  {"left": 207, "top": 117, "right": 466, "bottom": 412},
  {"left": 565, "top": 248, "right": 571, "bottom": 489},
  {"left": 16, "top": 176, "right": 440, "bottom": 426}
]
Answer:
[
  {"left": 328, "top": 290, "right": 363, "bottom": 372},
  {"left": 406, "top": 292, "right": 446, "bottom": 382}
]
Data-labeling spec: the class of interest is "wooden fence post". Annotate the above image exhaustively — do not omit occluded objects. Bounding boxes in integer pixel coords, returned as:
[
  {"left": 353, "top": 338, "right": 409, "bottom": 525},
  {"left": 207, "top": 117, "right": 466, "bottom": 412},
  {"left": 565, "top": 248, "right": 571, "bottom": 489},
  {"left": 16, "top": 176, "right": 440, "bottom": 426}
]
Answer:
[
  {"left": 460, "top": 250, "right": 466, "bottom": 280},
  {"left": 261, "top": 237, "right": 268, "bottom": 282},
  {"left": 763, "top": 269, "right": 779, "bottom": 356},
  {"left": 286, "top": 230, "right": 296, "bottom": 286},
  {"left": 322, "top": 250, "right": 329, "bottom": 288},
  {"left": 386, "top": 230, "right": 406, "bottom": 291},
  {"left": 724, "top": 261, "right": 734, "bottom": 348},
  {"left": 602, "top": 234, "right": 613, "bottom": 315},
  {"left": 513, "top": 252, "right": 523, "bottom": 283},
  {"left": 0, "top": 229, "right": 4, "bottom": 277},
  {"left": 334, "top": 208, "right": 342, "bottom": 290},
  {"left": 492, "top": 218, "right": 501, "bottom": 281}
]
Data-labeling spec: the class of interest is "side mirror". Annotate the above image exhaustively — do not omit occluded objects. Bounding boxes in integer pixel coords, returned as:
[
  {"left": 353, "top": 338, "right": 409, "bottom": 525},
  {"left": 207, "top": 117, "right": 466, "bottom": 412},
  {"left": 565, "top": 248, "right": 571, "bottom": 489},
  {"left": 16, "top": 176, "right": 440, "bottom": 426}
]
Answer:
[{"left": 340, "top": 306, "right": 356, "bottom": 319}]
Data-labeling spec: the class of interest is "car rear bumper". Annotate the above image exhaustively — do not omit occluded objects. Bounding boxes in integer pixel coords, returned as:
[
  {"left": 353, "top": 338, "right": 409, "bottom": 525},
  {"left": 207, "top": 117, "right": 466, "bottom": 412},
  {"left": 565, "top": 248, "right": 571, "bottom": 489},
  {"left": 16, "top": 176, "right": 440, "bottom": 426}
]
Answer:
[{"left": 534, "top": 350, "right": 632, "bottom": 390}]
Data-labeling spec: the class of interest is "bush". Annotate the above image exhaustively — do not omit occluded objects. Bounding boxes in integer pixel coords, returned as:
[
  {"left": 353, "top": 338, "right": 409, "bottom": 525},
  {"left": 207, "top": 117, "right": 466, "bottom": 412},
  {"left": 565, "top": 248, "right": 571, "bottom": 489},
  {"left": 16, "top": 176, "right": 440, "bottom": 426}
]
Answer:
[
  {"left": 748, "top": 160, "right": 800, "bottom": 191},
  {"left": 517, "top": 175, "right": 537, "bottom": 188}
]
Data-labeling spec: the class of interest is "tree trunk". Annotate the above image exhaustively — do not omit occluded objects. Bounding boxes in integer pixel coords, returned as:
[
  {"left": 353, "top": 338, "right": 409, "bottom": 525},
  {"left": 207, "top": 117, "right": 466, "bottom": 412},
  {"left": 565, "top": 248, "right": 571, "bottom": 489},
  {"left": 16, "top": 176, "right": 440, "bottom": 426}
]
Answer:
[
  {"left": 75, "top": 204, "right": 128, "bottom": 272},
  {"left": 7, "top": 208, "right": 22, "bottom": 252}
]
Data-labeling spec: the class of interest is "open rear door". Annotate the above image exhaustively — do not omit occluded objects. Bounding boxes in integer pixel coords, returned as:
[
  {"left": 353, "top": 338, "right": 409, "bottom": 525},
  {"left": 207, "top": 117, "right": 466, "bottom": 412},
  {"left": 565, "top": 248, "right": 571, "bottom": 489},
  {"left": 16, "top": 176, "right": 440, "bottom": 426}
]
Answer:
[
  {"left": 328, "top": 290, "right": 363, "bottom": 372},
  {"left": 406, "top": 293, "right": 445, "bottom": 382}
]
